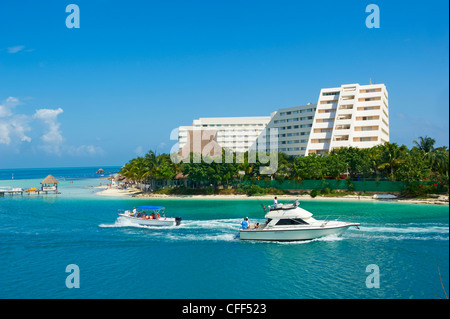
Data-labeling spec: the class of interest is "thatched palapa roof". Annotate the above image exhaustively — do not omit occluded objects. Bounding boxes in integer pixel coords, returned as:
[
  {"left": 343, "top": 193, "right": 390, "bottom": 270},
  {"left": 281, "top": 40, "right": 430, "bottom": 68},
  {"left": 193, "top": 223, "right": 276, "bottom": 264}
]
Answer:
[{"left": 40, "top": 174, "right": 59, "bottom": 184}]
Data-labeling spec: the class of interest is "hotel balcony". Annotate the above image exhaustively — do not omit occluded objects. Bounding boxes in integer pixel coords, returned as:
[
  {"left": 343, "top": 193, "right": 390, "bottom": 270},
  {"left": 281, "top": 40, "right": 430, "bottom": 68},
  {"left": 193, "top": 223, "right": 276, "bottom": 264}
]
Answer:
[
  {"left": 354, "top": 119, "right": 380, "bottom": 127},
  {"left": 308, "top": 142, "right": 331, "bottom": 150},
  {"left": 358, "top": 91, "right": 383, "bottom": 99},
  {"left": 333, "top": 128, "right": 350, "bottom": 136},
  {"left": 315, "top": 112, "right": 336, "bottom": 120},
  {"left": 353, "top": 130, "right": 380, "bottom": 138},
  {"left": 331, "top": 140, "right": 351, "bottom": 148},
  {"left": 311, "top": 132, "right": 332, "bottom": 139},
  {"left": 357, "top": 101, "right": 382, "bottom": 108},
  {"left": 352, "top": 141, "right": 381, "bottom": 149},
  {"left": 313, "top": 121, "right": 334, "bottom": 129}
]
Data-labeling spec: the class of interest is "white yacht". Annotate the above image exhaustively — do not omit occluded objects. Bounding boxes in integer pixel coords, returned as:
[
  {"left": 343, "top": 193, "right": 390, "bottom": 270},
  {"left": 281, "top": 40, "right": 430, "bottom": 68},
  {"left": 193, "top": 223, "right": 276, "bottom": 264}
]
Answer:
[
  {"left": 239, "top": 201, "right": 360, "bottom": 241},
  {"left": 119, "top": 205, "right": 181, "bottom": 227}
]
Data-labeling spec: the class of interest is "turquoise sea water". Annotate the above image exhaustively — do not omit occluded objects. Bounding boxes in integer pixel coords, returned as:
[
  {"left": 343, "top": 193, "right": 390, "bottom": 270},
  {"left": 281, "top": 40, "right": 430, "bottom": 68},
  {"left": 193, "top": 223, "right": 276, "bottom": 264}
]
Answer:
[{"left": 0, "top": 168, "right": 448, "bottom": 299}]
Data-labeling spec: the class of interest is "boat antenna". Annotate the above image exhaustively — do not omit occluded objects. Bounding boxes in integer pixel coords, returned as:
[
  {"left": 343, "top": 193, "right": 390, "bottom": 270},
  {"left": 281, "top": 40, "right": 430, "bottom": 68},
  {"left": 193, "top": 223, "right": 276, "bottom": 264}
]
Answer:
[{"left": 257, "top": 199, "right": 268, "bottom": 212}]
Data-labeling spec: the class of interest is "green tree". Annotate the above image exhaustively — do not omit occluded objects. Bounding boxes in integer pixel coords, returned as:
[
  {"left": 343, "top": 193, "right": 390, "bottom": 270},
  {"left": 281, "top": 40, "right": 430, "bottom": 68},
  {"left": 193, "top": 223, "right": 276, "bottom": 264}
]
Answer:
[{"left": 377, "top": 142, "right": 408, "bottom": 181}]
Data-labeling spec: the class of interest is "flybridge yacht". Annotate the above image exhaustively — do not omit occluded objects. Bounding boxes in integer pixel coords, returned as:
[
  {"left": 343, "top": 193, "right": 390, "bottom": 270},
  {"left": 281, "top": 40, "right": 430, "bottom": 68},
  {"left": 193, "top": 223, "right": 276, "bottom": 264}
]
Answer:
[{"left": 239, "top": 201, "right": 360, "bottom": 241}]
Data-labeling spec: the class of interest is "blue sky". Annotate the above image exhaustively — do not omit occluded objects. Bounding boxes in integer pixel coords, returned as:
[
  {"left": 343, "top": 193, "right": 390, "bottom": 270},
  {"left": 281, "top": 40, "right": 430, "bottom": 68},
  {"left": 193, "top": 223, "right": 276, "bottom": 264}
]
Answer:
[{"left": 0, "top": 0, "right": 448, "bottom": 168}]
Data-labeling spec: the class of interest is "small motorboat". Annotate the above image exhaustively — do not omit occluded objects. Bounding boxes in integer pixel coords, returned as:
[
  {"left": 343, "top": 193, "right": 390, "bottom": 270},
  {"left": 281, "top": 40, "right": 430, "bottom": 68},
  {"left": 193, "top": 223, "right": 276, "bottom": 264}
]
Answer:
[
  {"left": 118, "top": 205, "right": 181, "bottom": 226},
  {"left": 239, "top": 201, "right": 360, "bottom": 241}
]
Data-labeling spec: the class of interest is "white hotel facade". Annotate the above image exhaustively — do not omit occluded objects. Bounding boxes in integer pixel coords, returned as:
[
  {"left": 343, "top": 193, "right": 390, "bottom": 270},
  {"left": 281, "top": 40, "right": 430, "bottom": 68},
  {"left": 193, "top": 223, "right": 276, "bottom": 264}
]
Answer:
[
  {"left": 306, "top": 83, "right": 389, "bottom": 155},
  {"left": 176, "top": 83, "right": 389, "bottom": 157}
]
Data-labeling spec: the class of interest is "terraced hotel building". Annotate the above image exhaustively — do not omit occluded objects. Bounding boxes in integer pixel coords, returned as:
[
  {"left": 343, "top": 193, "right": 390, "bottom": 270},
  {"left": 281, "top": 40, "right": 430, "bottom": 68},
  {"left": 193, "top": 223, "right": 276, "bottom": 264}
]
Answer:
[{"left": 306, "top": 83, "right": 389, "bottom": 155}]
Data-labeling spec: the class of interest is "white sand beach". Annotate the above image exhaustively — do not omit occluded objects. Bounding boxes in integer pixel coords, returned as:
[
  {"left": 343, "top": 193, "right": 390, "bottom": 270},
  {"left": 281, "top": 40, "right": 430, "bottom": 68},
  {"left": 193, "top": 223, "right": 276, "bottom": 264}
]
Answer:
[{"left": 94, "top": 185, "right": 449, "bottom": 205}]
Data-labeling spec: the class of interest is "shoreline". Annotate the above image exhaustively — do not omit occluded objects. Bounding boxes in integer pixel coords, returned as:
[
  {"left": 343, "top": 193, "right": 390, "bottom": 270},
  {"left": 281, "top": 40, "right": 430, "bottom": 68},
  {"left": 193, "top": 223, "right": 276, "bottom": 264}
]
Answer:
[{"left": 95, "top": 187, "right": 449, "bottom": 205}]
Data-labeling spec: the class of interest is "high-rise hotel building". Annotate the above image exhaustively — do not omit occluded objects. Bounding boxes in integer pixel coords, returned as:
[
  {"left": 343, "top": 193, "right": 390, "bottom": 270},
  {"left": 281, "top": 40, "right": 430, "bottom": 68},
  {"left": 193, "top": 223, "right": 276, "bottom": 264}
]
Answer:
[
  {"left": 306, "top": 83, "right": 389, "bottom": 155},
  {"left": 176, "top": 83, "right": 389, "bottom": 157}
]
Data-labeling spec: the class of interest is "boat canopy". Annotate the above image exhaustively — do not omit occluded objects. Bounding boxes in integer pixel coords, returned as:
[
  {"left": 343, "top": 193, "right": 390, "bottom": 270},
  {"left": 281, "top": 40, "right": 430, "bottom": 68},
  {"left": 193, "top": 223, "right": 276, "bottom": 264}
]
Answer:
[
  {"left": 137, "top": 205, "right": 165, "bottom": 210},
  {"left": 265, "top": 206, "right": 313, "bottom": 220}
]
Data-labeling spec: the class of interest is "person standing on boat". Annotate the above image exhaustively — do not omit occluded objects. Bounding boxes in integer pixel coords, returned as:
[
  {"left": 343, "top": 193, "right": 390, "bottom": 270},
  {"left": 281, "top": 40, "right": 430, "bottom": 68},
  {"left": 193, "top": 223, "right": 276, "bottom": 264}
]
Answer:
[
  {"left": 241, "top": 217, "right": 249, "bottom": 230},
  {"left": 273, "top": 197, "right": 278, "bottom": 208},
  {"left": 132, "top": 207, "right": 137, "bottom": 216}
]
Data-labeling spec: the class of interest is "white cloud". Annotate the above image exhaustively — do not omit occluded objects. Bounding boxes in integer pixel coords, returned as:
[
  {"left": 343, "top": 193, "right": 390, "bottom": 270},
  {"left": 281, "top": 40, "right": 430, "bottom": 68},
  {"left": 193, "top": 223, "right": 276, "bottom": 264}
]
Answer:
[
  {"left": 0, "top": 97, "right": 31, "bottom": 145},
  {"left": 0, "top": 122, "right": 11, "bottom": 144},
  {"left": 7, "top": 45, "right": 25, "bottom": 54},
  {"left": 1, "top": 97, "right": 106, "bottom": 158},
  {"left": 33, "top": 108, "right": 64, "bottom": 147},
  {"left": 0, "top": 96, "right": 20, "bottom": 118}
]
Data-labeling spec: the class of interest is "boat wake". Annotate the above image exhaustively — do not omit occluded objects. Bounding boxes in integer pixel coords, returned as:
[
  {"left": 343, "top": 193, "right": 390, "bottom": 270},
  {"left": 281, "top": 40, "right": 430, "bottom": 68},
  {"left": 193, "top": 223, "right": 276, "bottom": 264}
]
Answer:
[
  {"left": 99, "top": 217, "right": 243, "bottom": 242},
  {"left": 344, "top": 223, "right": 449, "bottom": 241},
  {"left": 272, "top": 234, "right": 345, "bottom": 245}
]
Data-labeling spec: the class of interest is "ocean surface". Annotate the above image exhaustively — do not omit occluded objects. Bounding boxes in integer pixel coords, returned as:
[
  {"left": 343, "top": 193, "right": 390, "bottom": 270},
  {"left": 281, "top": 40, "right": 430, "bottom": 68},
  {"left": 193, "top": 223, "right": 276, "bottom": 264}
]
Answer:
[{"left": 0, "top": 167, "right": 448, "bottom": 299}]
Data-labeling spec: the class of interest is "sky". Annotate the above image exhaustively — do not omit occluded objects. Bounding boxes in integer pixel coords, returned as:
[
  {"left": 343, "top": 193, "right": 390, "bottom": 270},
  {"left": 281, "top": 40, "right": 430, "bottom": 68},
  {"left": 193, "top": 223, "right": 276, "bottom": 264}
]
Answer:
[{"left": 0, "top": 0, "right": 448, "bottom": 168}]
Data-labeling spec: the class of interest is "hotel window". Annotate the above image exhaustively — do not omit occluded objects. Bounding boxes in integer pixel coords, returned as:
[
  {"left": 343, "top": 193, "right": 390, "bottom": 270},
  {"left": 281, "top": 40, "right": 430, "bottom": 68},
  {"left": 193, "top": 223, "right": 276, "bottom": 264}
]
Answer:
[
  {"left": 280, "top": 112, "right": 285, "bottom": 116},
  {"left": 323, "top": 92, "right": 340, "bottom": 96}
]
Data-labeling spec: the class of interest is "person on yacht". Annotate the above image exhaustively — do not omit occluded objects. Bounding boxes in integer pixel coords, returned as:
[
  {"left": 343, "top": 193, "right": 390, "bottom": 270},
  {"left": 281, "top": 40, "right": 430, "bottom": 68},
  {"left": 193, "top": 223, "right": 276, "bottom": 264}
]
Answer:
[
  {"left": 273, "top": 196, "right": 278, "bottom": 208},
  {"left": 241, "top": 217, "right": 249, "bottom": 229}
]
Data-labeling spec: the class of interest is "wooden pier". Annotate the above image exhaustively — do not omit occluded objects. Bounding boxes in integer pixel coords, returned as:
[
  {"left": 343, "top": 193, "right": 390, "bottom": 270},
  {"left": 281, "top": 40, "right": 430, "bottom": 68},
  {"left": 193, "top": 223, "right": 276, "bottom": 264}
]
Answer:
[
  {"left": 0, "top": 189, "right": 60, "bottom": 196},
  {"left": 0, "top": 174, "right": 60, "bottom": 197}
]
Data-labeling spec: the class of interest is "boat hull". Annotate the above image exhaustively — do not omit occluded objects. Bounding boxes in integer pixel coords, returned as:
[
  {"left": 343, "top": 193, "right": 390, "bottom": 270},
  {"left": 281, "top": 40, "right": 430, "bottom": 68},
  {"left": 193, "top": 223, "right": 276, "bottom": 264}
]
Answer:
[
  {"left": 118, "top": 214, "right": 179, "bottom": 226},
  {"left": 239, "top": 224, "right": 355, "bottom": 241}
]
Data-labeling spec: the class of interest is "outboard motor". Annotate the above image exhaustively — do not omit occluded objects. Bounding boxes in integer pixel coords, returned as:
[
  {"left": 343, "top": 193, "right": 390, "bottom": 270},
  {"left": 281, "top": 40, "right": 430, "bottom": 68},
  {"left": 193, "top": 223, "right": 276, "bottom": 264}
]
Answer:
[{"left": 175, "top": 217, "right": 182, "bottom": 226}]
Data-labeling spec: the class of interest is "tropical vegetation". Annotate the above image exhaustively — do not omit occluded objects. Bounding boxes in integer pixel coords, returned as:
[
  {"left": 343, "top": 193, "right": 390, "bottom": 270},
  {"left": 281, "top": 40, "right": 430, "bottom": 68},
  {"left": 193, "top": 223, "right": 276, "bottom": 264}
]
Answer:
[{"left": 118, "top": 137, "right": 449, "bottom": 197}]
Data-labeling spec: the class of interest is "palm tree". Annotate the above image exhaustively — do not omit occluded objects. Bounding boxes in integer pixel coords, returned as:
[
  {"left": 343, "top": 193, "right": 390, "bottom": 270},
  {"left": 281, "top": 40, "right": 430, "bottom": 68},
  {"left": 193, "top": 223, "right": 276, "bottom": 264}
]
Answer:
[
  {"left": 377, "top": 142, "right": 407, "bottom": 181},
  {"left": 432, "top": 147, "right": 449, "bottom": 177},
  {"left": 129, "top": 157, "right": 151, "bottom": 190},
  {"left": 413, "top": 136, "right": 436, "bottom": 153}
]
